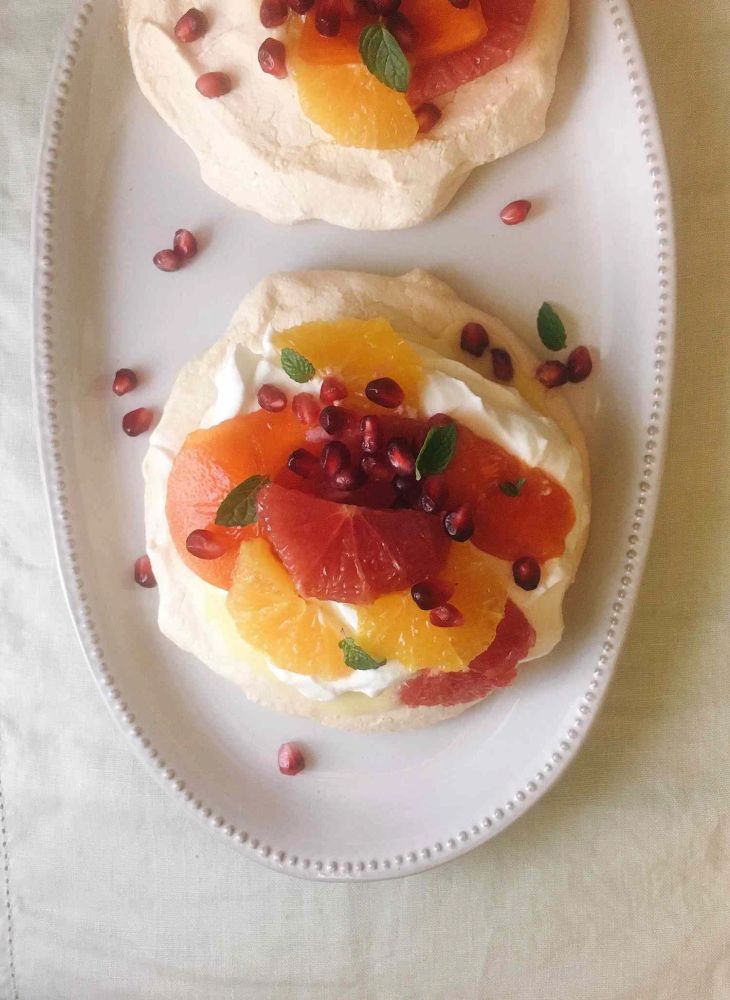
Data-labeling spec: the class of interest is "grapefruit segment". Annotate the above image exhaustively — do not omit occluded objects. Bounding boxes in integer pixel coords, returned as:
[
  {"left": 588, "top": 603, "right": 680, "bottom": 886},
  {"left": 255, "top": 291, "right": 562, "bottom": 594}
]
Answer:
[
  {"left": 258, "top": 482, "right": 449, "bottom": 604},
  {"left": 227, "top": 538, "right": 351, "bottom": 679},
  {"left": 399, "top": 598, "right": 535, "bottom": 706}
]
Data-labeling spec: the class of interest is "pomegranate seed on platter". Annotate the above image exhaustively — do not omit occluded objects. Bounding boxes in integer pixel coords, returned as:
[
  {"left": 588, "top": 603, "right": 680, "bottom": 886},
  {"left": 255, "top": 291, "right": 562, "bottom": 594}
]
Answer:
[
  {"left": 386, "top": 438, "right": 416, "bottom": 476},
  {"left": 134, "top": 554, "right": 157, "bottom": 588},
  {"left": 174, "top": 8, "right": 208, "bottom": 43},
  {"left": 387, "top": 11, "right": 416, "bottom": 51},
  {"left": 122, "top": 407, "right": 153, "bottom": 437},
  {"left": 278, "top": 742, "right": 305, "bottom": 776},
  {"left": 414, "top": 103, "right": 441, "bottom": 134},
  {"left": 320, "top": 375, "right": 348, "bottom": 404},
  {"left": 419, "top": 474, "right": 446, "bottom": 514},
  {"left": 334, "top": 466, "right": 366, "bottom": 491},
  {"left": 361, "top": 453, "right": 393, "bottom": 481},
  {"left": 288, "top": 0, "right": 315, "bottom": 11},
  {"left": 500, "top": 199, "right": 532, "bottom": 225},
  {"left": 567, "top": 345, "right": 593, "bottom": 383},
  {"left": 319, "top": 404, "right": 348, "bottom": 435},
  {"left": 112, "top": 368, "right": 137, "bottom": 396},
  {"left": 491, "top": 348, "right": 513, "bottom": 382},
  {"left": 536, "top": 360, "right": 569, "bottom": 388},
  {"left": 321, "top": 440, "right": 350, "bottom": 477},
  {"left": 173, "top": 229, "right": 198, "bottom": 259},
  {"left": 260, "top": 0, "right": 289, "bottom": 26},
  {"left": 195, "top": 71, "right": 232, "bottom": 98},
  {"left": 460, "top": 322, "right": 489, "bottom": 357},
  {"left": 411, "top": 579, "right": 454, "bottom": 611},
  {"left": 258, "top": 384, "right": 287, "bottom": 411},
  {"left": 429, "top": 604, "right": 464, "bottom": 628},
  {"left": 288, "top": 448, "right": 319, "bottom": 478},
  {"left": 360, "top": 414, "right": 381, "bottom": 454},
  {"left": 259, "top": 37, "right": 288, "bottom": 78},
  {"left": 186, "top": 529, "right": 229, "bottom": 560},
  {"left": 443, "top": 504, "right": 474, "bottom": 542},
  {"left": 512, "top": 556, "right": 541, "bottom": 591},
  {"left": 153, "top": 249, "right": 181, "bottom": 272},
  {"left": 292, "top": 392, "right": 320, "bottom": 426},
  {"left": 365, "top": 377, "right": 404, "bottom": 409},
  {"left": 426, "top": 412, "right": 453, "bottom": 430},
  {"left": 315, "top": 0, "right": 342, "bottom": 36}
]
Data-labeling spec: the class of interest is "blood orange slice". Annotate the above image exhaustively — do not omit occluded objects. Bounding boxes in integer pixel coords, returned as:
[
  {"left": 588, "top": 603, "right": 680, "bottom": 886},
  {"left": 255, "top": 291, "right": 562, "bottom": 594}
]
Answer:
[
  {"left": 258, "top": 483, "right": 449, "bottom": 604},
  {"left": 407, "top": 0, "right": 536, "bottom": 106},
  {"left": 399, "top": 599, "right": 535, "bottom": 706}
]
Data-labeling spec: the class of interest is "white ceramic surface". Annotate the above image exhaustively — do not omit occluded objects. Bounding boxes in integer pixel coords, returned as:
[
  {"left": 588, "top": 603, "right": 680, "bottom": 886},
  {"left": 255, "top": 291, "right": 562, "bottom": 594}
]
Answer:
[{"left": 32, "top": 0, "right": 674, "bottom": 880}]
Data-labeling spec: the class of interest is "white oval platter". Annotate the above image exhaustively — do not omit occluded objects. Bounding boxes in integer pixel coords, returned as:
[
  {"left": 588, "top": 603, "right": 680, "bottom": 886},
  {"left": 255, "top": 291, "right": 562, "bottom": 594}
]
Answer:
[{"left": 33, "top": 0, "right": 674, "bottom": 880}]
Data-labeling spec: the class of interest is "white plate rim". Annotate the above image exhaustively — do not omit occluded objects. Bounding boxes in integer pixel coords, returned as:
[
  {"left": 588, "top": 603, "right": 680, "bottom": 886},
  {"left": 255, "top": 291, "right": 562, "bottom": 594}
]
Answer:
[{"left": 32, "top": 0, "right": 676, "bottom": 880}]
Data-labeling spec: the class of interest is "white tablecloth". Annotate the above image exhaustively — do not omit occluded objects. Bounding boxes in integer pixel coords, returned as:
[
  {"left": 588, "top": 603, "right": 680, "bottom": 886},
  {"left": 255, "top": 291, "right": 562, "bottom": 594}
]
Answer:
[{"left": 2, "top": 1, "right": 729, "bottom": 997}]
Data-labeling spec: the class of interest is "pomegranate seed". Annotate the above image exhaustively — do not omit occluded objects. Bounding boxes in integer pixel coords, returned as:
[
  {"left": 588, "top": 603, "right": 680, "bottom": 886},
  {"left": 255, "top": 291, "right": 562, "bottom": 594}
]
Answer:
[
  {"left": 292, "top": 391, "right": 320, "bottom": 426},
  {"left": 460, "top": 322, "right": 489, "bottom": 357},
  {"left": 491, "top": 348, "right": 514, "bottom": 382},
  {"left": 567, "top": 345, "right": 593, "bottom": 383},
  {"left": 153, "top": 249, "right": 181, "bottom": 272},
  {"left": 419, "top": 474, "right": 446, "bottom": 514},
  {"left": 387, "top": 437, "right": 416, "bottom": 476},
  {"left": 334, "top": 466, "right": 366, "bottom": 491},
  {"left": 393, "top": 475, "right": 419, "bottom": 507},
  {"left": 174, "top": 8, "right": 207, "bottom": 43},
  {"left": 258, "top": 37, "right": 288, "bottom": 78},
  {"left": 186, "top": 529, "right": 229, "bottom": 560},
  {"left": 426, "top": 412, "right": 453, "bottom": 430},
  {"left": 122, "top": 407, "right": 153, "bottom": 437},
  {"left": 319, "top": 404, "right": 348, "bottom": 435},
  {"left": 448, "top": 0, "right": 469, "bottom": 8},
  {"left": 367, "top": 0, "right": 401, "bottom": 13},
  {"left": 288, "top": 448, "right": 319, "bottom": 478},
  {"left": 361, "top": 453, "right": 393, "bottom": 481},
  {"left": 321, "top": 440, "right": 350, "bottom": 477},
  {"left": 430, "top": 603, "right": 464, "bottom": 628},
  {"left": 112, "top": 368, "right": 137, "bottom": 396},
  {"left": 173, "top": 229, "right": 198, "bottom": 259},
  {"left": 536, "top": 360, "right": 569, "bottom": 388},
  {"left": 512, "top": 556, "right": 541, "bottom": 591},
  {"left": 387, "top": 11, "right": 416, "bottom": 51},
  {"left": 260, "top": 0, "right": 289, "bottom": 26},
  {"left": 414, "top": 103, "right": 441, "bottom": 134},
  {"left": 134, "top": 554, "right": 157, "bottom": 588},
  {"left": 365, "top": 377, "right": 404, "bottom": 409},
  {"left": 195, "top": 71, "right": 232, "bottom": 98},
  {"left": 288, "top": 0, "right": 314, "bottom": 11},
  {"left": 320, "top": 375, "right": 348, "bottom": 404},
  {"left": 500, "top": 199, "right": 532, "bottom": 226},
  {"left": 411, "top": 579, "right": 454, "bottom": 611},
  {"left": 278, "top": 742, "right": 305, "bottom": 776},
  {"left": 360, "top": 414, "right": 381, "bottom": 454},
  {"left": 315, "top": 0, "right": 341, "bottom": 36},
  {"left": 257, "top": 383, "right": 287, "bottom": 412},
  {"left": 443, "top": 504, "right": 474, "bottom": 542}
]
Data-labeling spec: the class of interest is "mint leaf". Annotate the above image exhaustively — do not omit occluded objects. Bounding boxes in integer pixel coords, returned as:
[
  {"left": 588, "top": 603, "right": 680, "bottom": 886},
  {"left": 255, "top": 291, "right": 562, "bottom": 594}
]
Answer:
[
  {"left": 359, "top": 24, "right": 410, "bottom": 93},
  {"left": 415, "top": 422, "right": 457, "bottom": 480},
  {"left": 537, "top": 303, "right": 567, "bottom": 352},
  {"left": 215, "top": 475, "right": 269, "bottom": 527},
  {"left": 339, "top": 638, "right": 386, "bottom": 671},
  {"left": 280, "top": 347, "right": 315, "bottom": 384},
  {"left": 499, "top": 477, "right": 526, "bottom": 497}
]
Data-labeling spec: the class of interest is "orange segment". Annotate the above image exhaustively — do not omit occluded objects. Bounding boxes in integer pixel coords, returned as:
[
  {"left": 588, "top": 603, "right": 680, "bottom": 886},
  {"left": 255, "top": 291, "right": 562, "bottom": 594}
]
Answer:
[
  {"left": 356, "top": 542, "right": 507, "bottom": 672},
  {"left": 165, "top": 409, "right": 306, "bottom": 589},
  {"left": 292, "top": 59, "right": 419, "bottom": 150},
  {"left": 272, "top": 318, "right": 422, "bottom": 409},
  {"left": 226, "top": 538, "right": 351, "bottom": 680}
]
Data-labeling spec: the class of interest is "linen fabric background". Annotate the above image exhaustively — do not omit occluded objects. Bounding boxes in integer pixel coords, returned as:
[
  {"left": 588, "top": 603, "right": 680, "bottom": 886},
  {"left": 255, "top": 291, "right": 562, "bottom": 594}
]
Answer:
[{"left": 1, "top": 1, "right": 729, "bottom": 997}]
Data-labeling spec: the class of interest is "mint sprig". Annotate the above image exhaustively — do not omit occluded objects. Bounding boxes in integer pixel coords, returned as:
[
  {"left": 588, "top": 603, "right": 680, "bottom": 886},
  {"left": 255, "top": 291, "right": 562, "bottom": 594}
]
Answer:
[
  {"left": 280, "top": 347, "right": 315, "bottom": 384},
  {"left": 359, "top": 24, "right": 410, "bottom": 93},
  {"left": 215, "top": 475, "right": 269, "bottom": 527},
  {"left": 415, "top": 422, "right": 457, "bottom": 480},
  {"left": 499, "top": 477, "right": 526, "bottom": 497},
  {"left": 339, "top": 638, "right": 386, "bottom": 671},
  {"left": 537, "top": 303, "right": 567, "bottom": 352}
]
